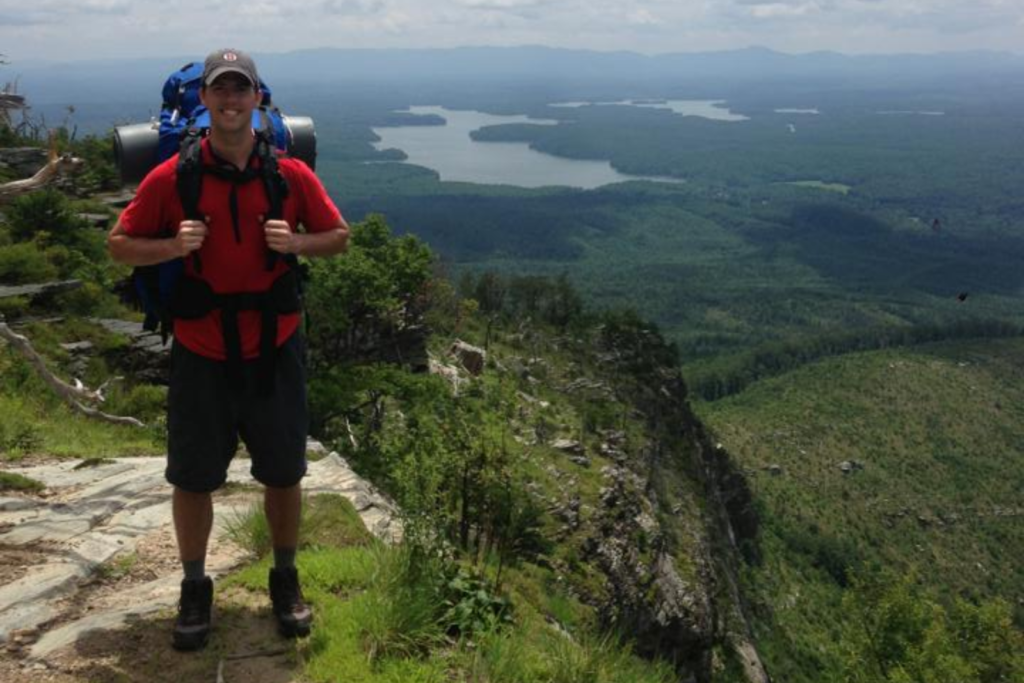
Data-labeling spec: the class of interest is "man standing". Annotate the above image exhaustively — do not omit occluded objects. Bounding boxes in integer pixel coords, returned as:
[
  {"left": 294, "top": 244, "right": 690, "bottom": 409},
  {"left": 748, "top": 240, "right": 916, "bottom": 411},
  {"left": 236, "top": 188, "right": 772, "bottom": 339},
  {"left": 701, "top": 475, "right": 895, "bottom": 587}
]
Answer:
[{"left": 107, "top": 48, "right": 348, "bottom": 651}]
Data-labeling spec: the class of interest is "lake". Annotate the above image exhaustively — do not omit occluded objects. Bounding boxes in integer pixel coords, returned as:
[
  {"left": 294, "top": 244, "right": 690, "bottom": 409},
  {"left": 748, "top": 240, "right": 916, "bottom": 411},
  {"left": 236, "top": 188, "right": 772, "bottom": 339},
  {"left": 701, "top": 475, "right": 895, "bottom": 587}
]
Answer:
[
  {"left": 371, "top": 106, "right": 683, "bottom": 189},
  {"left": 550, "top": 99, "right": 749, "bottom": 122}
]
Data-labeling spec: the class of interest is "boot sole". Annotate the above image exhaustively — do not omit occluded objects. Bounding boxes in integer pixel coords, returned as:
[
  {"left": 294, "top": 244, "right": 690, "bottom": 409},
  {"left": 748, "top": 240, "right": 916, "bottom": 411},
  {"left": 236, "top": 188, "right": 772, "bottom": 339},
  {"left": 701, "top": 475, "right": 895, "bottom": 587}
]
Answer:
[
  {"left": 277, "top": 619, "right": 311, "bottom": 639},
  {"left": 172, "top": 629, "right": 210, "bottom": 651}
]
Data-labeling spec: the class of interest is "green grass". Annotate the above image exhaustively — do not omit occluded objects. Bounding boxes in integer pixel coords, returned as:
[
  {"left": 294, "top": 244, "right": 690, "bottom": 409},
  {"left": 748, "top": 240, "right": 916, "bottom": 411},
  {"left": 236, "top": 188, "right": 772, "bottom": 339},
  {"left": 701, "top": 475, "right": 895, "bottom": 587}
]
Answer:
[
  {"left": 0, "top": 469, "right": 44, "bottom": 492},
  {"left": 222, "top": 493, "right": 376, "bottom": 559},
  {"left": 697, "top": 337, "right": 1024, "bottom": 681},
  {"left": 0, "top": 318, "right": 165, "bottom": 460},
  {"left": 219, "top": 489, "right": 677, "bottom": 683}
]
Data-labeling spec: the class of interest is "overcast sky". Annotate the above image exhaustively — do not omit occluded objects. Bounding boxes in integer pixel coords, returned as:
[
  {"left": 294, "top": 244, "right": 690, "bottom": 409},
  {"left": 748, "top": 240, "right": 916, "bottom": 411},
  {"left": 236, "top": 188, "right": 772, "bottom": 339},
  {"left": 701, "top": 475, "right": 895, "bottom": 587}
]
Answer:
[{"left": 1, "top": 0, "right": 1022, "bottom": 63}]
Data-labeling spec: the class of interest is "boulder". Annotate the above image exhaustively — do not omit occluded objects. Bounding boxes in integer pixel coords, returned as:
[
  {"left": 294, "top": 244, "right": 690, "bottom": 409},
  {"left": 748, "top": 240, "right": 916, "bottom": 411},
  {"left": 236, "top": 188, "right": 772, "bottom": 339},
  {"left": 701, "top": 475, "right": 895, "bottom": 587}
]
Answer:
[
  {"left": 449, "top": 339, "right": 486, "bottom": 375},
  {"left": 0, "top": 280, "right": 82, "bottom": 301},
  {"left": 551, "top": 438, "right": 584, "bottom": 455}
]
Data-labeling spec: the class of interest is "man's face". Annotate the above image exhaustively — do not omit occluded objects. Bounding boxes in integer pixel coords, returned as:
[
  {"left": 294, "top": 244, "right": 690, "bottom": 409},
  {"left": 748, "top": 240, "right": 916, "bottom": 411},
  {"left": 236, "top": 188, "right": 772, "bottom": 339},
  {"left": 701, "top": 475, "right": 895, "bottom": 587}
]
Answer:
[{"left": 200, "top": 73, "right": 261, "bottom": 135}]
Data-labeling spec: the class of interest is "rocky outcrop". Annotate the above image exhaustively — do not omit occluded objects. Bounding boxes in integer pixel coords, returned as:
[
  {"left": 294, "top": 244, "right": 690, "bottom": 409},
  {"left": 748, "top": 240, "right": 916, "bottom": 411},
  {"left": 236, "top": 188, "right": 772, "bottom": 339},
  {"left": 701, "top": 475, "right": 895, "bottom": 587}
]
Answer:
[
  {"left": 0, "top": 148, "right": 48, "bottom": 178},
  {"left": 90, "top": 318, "right": 170, "bottom": 385},
  {"left": 449, "top": 339, "right": 486, "bottom": 375},
  {"left": 570, "top": 319, "right": 766, "bottom": 682},
  {"left": 0, "top": 280, "right": 82, "bottom": 302},
  {"left": 583, "top": 461, "right": 715, "bottom": 679}
]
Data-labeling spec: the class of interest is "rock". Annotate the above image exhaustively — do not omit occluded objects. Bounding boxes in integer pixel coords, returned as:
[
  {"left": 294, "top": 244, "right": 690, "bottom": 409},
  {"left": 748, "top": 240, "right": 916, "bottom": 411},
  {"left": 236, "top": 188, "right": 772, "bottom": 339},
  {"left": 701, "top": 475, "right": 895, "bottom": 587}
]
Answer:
[
  {"left": 551, "top": 438, "right": 583, "bottom": 455},
  {"left": 59, "top": 341, "right": 94, "bottom": 354},
  {"left": 305, "top": 438, "right": 330, "bottom": 458},
  {"left": 839, "top": 460, "right": 865, "bottom": 474},
  {"left": 765, "top": 464, "right": 783, "bottom": 476},
  {"left": 96, "top": 190, "right": 136, "bottom": 208},
  {"left": 569, "top": 455, "right": 591, "bottom": 468},
  {"left": 0, "top": 148, "right": 48, "bottom": 177},
  {"left": 75, "top": 213, "right": 111, "bottom": 229},
  {"left": 429, "top": 358, "right": 466, "bottom": 394},
  {"left": 517, "top": 391, "right": 550, "bottom": 409},
  {"left": 89, "top": 318, "right": 170, "bottom": 384},
  {"left": 449, "top": 339, "right": 486, "bottom": 376},
  {"left": 0, "top": 280, "right": 82, "bottom": 301}
]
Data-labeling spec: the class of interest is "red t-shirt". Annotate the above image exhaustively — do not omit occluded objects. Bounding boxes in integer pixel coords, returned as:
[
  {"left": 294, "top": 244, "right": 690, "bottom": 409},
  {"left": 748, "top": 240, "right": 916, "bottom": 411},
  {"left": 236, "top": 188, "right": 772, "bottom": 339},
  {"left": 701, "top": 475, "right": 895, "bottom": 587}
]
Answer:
[{"left": 119, "top": 138, "right": 342, "bottom": 360}]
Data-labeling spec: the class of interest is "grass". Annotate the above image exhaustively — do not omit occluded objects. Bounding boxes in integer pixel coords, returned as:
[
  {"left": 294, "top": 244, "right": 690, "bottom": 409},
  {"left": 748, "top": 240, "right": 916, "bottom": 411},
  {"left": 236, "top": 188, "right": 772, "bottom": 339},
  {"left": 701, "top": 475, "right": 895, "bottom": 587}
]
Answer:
[
  {"left": 1, "top": 321, "right": 166, "bottom": 460},
  {"left": 222, "top": 493, "right": 376, "bottom": 559},
  {"left": 697, "top": 337, "right": 1024, "bottom": 681},
  {"left": 0, "top": 469, "right": 44, "bottom": 492},
  {"left": 96, "top": 551, "right": 139, "bottom": 580},
  {"left": 218, "top": 492, "right": 678, "bottom": 683}
]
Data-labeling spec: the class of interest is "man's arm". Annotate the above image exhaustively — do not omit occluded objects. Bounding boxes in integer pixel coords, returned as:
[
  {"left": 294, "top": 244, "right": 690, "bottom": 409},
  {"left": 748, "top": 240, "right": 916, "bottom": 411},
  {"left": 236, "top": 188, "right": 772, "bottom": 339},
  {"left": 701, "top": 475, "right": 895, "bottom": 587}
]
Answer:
[
  {"left": 107, "top": 220, "right": 208, "bottom": 266},
  {"left": 264, "top": 218, "right": 349, "bottom": 258}
]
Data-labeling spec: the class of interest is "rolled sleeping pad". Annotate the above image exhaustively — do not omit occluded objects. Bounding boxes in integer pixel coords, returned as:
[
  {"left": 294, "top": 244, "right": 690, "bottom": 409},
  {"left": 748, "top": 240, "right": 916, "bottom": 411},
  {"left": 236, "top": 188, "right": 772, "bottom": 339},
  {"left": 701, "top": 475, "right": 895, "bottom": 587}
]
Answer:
[
  {"left": 283, "top": 116, "right": 317, "bottom": 171},
  {"left": 113, "top": 121, "right": 160, "bottom": 186},
  {"left": 112, "top": 115, "right": 319, "bottom": 186}
]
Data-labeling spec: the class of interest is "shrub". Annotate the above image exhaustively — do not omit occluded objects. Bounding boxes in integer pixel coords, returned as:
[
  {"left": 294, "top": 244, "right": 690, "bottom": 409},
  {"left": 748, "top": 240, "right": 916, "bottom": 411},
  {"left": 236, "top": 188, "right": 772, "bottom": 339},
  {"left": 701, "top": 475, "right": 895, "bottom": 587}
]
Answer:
[
  {"left": 7, "top": 190, "right": 82, "bottom": 241},
  {"left": 305, "top": 214, "right": 433, "bottom": 370},
  {"left": 0, "top": 242, "right": 59, "bottom": 284}
]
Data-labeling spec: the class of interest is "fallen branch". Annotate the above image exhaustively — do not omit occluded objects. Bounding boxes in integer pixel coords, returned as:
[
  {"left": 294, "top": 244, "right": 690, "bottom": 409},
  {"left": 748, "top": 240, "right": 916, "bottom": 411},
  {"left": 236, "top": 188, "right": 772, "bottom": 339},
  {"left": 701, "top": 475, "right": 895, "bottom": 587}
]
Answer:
[
  {"left": 0, "top": 314, "right": 145, "bottom": 428},
  {"left": 0, "top": 145, "right": 84, "bottom": 204}
]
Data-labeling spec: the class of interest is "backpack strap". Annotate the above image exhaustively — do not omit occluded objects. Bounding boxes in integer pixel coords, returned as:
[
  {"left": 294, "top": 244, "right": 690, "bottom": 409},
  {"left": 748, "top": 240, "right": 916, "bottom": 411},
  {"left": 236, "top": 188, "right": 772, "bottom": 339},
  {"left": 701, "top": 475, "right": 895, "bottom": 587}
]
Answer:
[
  {"left": 176, "top": 125, "right": 205, "bottom": 274},
  {"left": 256, "top": 108, "right": 294, "bottom": 272}
]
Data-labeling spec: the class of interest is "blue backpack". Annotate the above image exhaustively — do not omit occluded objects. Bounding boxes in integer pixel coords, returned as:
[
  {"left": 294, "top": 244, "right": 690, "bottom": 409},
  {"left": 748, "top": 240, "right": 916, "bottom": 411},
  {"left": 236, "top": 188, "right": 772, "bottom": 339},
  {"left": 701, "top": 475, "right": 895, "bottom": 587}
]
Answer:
[
  {"left": 158, "top": 61, "right": 288, "bottom": 161},
  {"left": 135, "top": 61, "right": 295, "bottom": 344}
]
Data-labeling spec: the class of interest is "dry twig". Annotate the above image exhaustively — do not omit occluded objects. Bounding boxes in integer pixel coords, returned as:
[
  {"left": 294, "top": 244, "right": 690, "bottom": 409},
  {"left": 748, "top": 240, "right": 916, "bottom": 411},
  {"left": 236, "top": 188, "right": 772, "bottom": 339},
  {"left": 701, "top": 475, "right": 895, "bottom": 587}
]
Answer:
[{"left": 0, "top": 143, "right": 85, "bottom": 204}]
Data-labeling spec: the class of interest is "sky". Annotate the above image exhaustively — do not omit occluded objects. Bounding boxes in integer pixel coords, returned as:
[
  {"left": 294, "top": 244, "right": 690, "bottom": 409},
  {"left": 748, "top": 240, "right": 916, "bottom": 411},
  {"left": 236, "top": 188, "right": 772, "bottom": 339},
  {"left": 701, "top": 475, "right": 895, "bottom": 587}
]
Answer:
[{"left": 0, "top": 0, "right": 1022, "bottom": 63}]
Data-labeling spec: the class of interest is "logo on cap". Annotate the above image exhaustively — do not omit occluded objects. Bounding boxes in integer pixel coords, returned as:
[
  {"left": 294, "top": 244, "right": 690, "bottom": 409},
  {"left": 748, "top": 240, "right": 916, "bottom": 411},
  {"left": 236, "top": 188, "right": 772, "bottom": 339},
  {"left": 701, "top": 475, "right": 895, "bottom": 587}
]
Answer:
[{"left": 223, "top": 52, "right": 238, "bottom": 61}]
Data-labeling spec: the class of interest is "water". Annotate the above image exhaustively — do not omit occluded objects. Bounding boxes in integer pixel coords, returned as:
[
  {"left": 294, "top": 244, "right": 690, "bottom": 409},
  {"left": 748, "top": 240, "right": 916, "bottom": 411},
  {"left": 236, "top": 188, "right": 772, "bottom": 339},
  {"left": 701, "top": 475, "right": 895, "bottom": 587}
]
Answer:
[
  {"left": 371, "top": 106, "right": 682, "bottom": 189},
  {"left": 550, "top": 99, "right": 749, "bottom": 121}
]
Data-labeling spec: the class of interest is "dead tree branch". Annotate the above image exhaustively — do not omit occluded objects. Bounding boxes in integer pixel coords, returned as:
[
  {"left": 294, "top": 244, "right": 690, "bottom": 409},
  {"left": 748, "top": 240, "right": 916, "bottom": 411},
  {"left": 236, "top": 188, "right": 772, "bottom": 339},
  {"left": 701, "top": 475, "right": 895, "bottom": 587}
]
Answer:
[
  {"left": 0, "top": 314, "right": 145, "bottom": 428},
  {"left": 0, "top": 144, "right": 85, "bottom": 204}
]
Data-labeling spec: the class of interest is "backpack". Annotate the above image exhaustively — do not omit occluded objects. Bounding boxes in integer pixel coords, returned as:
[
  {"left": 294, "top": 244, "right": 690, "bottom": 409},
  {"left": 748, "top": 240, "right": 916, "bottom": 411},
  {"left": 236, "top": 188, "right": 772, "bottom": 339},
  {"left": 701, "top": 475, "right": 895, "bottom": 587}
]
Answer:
[
  {"left": 132, "top": 61, "right": 305, "bottom": 344},
  {"left": 157, "top": 61, "right": 288, "bottom": 161}
]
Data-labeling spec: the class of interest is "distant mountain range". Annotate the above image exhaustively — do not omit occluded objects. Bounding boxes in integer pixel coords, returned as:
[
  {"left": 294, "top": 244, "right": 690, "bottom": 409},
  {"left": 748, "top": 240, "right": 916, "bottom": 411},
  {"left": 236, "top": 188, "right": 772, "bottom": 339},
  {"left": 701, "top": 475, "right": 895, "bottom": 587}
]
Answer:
[{"left": 9, "top": 46, "right": 1024, "bottom": 105}]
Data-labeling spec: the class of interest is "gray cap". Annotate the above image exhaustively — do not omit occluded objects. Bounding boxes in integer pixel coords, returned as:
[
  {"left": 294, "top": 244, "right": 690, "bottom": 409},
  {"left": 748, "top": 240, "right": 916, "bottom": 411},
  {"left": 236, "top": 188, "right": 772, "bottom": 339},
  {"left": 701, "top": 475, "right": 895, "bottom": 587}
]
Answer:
[{"left": 202, "top": 48, "right": 259, "bottom": 87}]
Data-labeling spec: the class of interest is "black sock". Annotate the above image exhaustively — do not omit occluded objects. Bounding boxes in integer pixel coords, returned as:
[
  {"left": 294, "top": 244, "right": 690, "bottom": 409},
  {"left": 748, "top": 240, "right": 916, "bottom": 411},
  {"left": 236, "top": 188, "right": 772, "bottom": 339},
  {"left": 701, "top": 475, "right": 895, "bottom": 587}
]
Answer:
[
  {"left": 183, "top": 557, "right": 206, "bottom": 581},
  {"left": 273, "top": 547, "right": 296, "bottom": 571}
]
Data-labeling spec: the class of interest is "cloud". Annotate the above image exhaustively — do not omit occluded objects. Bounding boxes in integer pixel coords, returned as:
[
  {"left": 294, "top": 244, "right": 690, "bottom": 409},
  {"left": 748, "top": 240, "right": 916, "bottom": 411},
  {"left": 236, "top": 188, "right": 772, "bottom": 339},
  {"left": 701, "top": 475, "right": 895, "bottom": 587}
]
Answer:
[
  {"left": 747, "top": 2, "right": 820, "bottom": 19},
  {"left": 627, "top": 8, "right": 664, "bottom": 26},
  {"left": 0, "top": 0, "right": 1021, "bottom": 61},
  {"left": 319, "top": 0, "right": 385, "bottom": 15},
  {"left": 457, "top": 0, "right": 547, "bottom": 8}
]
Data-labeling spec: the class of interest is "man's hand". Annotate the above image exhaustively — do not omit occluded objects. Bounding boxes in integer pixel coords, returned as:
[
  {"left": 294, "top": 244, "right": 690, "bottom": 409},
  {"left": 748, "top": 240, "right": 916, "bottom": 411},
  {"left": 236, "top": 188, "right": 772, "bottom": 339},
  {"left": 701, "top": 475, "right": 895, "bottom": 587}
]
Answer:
[
  {"left": 264, "top": 218, "right": 299, "bottom": 254},
  {"left": 176, "top": 219, "right": 209, "bottom": 256}
]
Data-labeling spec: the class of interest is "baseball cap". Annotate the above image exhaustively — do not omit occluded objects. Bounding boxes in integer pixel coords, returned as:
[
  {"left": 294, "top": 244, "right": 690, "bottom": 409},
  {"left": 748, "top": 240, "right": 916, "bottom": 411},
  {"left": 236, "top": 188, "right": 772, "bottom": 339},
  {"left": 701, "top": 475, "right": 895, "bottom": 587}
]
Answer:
[{"left": 202, "top": 48, "right": 259, "bottom": 87}]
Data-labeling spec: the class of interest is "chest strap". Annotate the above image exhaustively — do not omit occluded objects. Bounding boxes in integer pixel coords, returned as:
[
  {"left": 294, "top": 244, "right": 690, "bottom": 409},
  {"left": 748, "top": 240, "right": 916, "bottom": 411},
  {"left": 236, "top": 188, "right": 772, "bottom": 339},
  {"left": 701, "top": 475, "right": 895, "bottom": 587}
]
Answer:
[{"left": 169, "top": 269, "right": 301, "bottom": 395}]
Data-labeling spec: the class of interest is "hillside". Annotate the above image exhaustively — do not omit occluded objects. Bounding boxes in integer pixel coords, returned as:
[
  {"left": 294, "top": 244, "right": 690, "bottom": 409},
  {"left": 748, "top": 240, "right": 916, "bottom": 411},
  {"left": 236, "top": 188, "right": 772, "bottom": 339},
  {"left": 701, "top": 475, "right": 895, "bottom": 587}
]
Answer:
[
  {"left": 697, "top": 338, "right": 1024, "bottom": 681},
  {"left": 0, "top": 144, "right": 761, "bottom": 680}
]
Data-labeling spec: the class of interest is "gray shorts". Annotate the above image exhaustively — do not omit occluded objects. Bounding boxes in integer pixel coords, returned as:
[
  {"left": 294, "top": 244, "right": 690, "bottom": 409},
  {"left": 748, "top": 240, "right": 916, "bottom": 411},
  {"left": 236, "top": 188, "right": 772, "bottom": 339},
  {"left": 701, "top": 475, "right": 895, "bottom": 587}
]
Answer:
[{"left": 166, "top": 332, "right": 308, "bottom": 493}]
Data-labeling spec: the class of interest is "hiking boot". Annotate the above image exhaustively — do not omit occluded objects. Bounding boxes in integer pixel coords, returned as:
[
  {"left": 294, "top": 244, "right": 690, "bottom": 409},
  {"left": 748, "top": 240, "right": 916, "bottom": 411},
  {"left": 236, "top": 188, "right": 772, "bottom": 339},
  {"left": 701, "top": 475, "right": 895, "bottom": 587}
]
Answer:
[
  {"left": 173, "top": 576, "right": 213, "bottom": 651},
  {"left": 268, "top": 566, "right": 312, "bottom": 638}
]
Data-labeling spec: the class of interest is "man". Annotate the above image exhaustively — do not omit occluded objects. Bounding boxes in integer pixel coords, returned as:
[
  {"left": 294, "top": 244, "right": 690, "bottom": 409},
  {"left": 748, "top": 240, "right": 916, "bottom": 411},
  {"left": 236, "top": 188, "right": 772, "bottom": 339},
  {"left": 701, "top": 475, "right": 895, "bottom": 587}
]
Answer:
[{"left": 107, "top": 48, "right": 349, "bottom": 651}]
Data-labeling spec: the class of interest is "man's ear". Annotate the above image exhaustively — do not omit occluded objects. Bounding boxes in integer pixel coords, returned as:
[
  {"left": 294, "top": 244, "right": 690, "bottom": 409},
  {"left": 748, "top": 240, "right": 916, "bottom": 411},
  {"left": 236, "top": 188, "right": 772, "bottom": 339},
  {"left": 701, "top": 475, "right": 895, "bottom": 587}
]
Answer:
[
  {"left": 255, "top": 87, "right": 263, "bottom": 106},
  {"left": 199, "top": 86, "right": 208, "bottom": 108}
]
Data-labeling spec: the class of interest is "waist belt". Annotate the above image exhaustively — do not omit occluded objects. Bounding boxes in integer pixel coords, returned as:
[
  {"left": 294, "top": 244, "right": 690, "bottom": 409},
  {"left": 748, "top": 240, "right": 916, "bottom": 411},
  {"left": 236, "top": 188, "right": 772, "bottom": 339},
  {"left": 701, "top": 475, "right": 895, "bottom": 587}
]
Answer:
[{"left": 169, "top": 269, "right": 301, "bottom": 395}]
